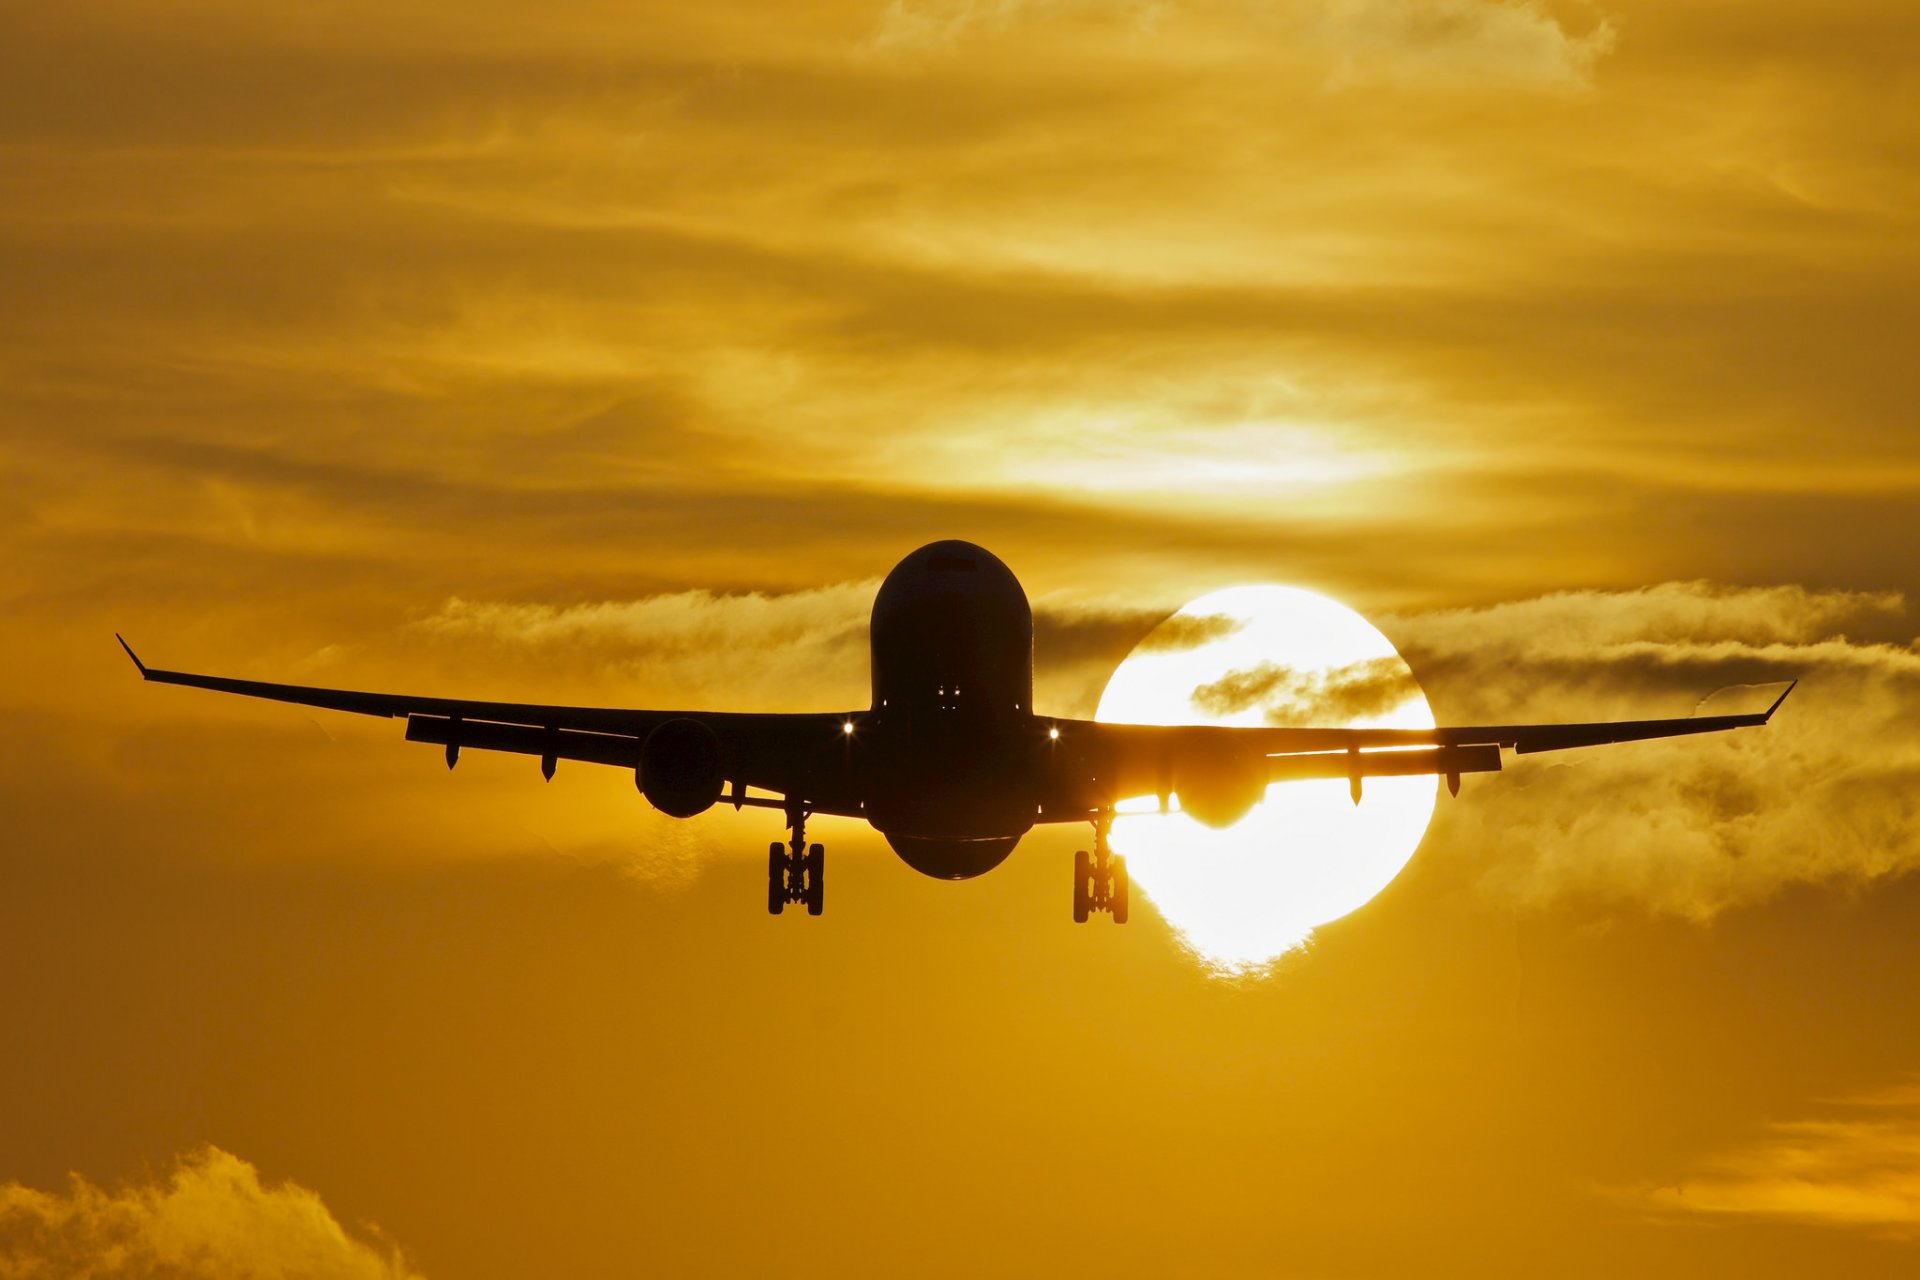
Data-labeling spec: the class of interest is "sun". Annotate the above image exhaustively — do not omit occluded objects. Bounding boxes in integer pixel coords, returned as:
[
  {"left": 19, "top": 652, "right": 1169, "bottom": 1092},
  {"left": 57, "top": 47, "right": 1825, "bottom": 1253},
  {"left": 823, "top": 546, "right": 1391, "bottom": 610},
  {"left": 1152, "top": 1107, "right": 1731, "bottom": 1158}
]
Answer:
[{"left": 1094, "top": 585, "right": 1436, "bottom": 974}]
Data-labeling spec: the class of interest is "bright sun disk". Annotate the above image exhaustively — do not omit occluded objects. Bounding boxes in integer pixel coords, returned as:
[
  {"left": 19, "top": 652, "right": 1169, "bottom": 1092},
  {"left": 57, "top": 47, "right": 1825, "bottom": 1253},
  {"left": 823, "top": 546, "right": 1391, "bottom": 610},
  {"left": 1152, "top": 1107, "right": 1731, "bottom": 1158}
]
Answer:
[{"left": 1095, "top": 585, "right": 1437, "bottom": 975}]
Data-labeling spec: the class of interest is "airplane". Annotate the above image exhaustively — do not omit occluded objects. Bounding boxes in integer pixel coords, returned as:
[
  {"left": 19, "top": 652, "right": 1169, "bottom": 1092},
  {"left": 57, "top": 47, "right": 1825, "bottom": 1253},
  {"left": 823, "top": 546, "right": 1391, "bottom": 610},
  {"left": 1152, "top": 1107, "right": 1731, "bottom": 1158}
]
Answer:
[{"left": 118, "top": 540, "right": 1795, "bottom": 923}]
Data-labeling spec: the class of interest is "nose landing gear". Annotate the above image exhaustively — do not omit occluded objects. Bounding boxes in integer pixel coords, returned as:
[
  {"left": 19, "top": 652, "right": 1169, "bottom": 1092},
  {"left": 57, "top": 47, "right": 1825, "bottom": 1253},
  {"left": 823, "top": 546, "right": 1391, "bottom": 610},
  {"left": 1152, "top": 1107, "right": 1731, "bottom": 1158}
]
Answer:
[
  {"left": 1071, "top": 810, "right": 1128, "bottom": 924},
  {"left": 767, "top": 802, "right": 824, "bottom": 916}
]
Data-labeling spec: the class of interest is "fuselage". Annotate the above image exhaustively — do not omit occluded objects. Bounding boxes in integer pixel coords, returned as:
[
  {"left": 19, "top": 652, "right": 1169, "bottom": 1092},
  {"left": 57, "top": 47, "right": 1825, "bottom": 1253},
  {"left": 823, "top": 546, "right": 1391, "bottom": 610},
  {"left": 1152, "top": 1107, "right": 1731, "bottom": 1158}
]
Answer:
[{"left": 863, "top": 540, "right": 1045, "bottom": 879}]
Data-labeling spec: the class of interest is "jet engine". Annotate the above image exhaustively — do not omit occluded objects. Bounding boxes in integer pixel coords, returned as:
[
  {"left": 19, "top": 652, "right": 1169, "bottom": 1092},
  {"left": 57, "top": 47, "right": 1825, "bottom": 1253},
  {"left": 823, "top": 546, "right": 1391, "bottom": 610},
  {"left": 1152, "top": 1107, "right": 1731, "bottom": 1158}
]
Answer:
[
  {"left": 1175, "top": 750, "right": 1268, "bottom": 829},
  {"left": 637, "top": 718, "right": 725, "bottom": 818}
]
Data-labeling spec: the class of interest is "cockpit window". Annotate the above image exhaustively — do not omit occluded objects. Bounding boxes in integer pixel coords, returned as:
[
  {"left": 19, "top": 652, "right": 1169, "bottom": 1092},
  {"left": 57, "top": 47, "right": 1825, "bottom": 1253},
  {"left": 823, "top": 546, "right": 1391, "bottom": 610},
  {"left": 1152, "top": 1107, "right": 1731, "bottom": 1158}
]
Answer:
[{"left": 926, "top": 554, "right": 978, "bottom": 572}]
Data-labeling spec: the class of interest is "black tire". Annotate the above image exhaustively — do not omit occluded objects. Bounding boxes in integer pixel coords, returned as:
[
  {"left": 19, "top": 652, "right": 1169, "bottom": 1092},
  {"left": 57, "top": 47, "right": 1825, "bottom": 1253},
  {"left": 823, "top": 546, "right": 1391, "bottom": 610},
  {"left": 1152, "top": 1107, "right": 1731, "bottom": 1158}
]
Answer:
[
  {"left": 1110, "top": 855, "right": 1130, "bottom": 925},
  {"left": 1072, "top": 850, "right": 1091, "bottom": 923},
  {"left": 805, "top": 843, "right": 825, "bottom": 916},
  {"left": 767, "top": 842, "right": 786, "bottom": 915}
]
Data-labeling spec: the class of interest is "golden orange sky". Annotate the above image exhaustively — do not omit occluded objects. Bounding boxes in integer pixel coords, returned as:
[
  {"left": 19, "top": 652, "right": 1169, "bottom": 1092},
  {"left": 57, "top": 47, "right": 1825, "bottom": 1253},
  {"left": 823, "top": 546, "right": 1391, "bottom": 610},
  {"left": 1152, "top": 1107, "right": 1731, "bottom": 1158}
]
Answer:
[{"left": 5, "top": 0, "right": 1920, "bottom": 1274}]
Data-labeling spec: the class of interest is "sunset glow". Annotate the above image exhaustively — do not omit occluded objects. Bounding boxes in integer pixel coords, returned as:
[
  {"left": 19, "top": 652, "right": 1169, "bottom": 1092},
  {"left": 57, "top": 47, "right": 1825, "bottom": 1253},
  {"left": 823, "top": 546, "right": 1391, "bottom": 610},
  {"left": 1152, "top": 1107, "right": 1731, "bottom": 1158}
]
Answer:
[
  {"left": 1096, "top": 586, "right": 1437, "bottom": 972},
  {"left": 5, "top": 0, "right": 1919, "bottom": 1275}
]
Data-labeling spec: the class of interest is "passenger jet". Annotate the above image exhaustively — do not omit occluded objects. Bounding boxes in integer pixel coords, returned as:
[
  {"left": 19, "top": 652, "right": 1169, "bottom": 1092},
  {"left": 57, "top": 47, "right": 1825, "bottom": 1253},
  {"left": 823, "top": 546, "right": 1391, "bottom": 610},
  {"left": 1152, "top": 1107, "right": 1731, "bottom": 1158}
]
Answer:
[{"left": 120, "top": 541, "right": 1793, "bottom": 922}]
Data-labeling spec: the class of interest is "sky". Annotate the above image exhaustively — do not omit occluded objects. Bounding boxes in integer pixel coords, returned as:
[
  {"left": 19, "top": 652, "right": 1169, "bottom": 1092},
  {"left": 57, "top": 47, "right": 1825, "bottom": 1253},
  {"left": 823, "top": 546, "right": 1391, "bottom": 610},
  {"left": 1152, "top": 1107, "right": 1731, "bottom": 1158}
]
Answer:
[{"left": 4, "top": 0, "right": 1920, "bottom": 1274}]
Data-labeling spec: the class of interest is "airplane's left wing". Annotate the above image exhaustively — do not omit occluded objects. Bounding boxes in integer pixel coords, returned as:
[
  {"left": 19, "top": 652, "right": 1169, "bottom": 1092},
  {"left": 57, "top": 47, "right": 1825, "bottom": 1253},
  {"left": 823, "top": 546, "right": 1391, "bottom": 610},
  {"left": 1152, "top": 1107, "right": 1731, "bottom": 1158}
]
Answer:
[
  {"left": 117, "top": 636, "right": 864, "bottom": 817},
  {"left": 1054, "top": 681, "right": 1796, "bottom": 812}
]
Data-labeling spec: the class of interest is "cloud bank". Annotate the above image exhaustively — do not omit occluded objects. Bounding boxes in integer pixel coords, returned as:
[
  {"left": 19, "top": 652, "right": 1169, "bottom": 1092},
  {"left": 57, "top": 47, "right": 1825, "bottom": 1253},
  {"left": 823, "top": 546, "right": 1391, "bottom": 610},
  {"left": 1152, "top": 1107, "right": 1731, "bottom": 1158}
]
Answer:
[
  {"left": 0, "top": 1147, "right": 422, "bottom": 1279},
  {"left": 1386, "top": 582, "right": 1920, "bottom": 919}
]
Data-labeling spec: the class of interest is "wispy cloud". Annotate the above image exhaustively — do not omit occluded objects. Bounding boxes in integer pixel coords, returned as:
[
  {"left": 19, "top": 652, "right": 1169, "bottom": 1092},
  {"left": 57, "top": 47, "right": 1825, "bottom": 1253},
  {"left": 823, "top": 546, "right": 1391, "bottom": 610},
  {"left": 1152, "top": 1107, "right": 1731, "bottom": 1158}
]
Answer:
[
  {"left": 871, "top": 0, "right": 1615, "bottom": 87},
  {"left": 1300, "top": 0, "right": 1616, "bottom": 87},
  {"left": 869, "top": 0, "right": 1165, "bottom": 54},
  {"left": 1188, "top": 655, "right": 1421, "bottom": 723},
  {"left": 1629, "top": 1084, "right": 1920, "bottom": 1236},
  {"left": 409, "top": 582, "right": 877, "bottom": 711}
]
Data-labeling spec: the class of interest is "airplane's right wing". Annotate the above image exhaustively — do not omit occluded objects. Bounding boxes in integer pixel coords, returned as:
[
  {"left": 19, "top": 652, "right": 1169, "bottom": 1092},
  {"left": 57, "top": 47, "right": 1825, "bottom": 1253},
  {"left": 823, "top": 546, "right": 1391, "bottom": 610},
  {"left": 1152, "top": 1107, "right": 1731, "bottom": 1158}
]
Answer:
[{"left": 116, "top": 637, "right": 866, "bottom": 817}]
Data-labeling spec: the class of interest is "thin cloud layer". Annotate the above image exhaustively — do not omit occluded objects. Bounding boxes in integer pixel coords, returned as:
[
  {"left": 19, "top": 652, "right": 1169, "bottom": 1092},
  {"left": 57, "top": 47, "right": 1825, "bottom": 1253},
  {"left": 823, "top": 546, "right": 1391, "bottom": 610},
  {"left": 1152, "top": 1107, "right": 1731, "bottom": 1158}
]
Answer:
[
  {"left": 6, "top": 0, "right": 1917, "bottom": 632},
  {"left": 411, "top": 582, "right": 878, "bottom": 710},
  {"left": 1299, "top": 0, "right": 1616, "bottom": 86},
  {"left": 872, "top": 0, "right": 1615, "bottom": 87},
  {"left": 0, "top": 1147, "right": 423, "bottom": 1279}
]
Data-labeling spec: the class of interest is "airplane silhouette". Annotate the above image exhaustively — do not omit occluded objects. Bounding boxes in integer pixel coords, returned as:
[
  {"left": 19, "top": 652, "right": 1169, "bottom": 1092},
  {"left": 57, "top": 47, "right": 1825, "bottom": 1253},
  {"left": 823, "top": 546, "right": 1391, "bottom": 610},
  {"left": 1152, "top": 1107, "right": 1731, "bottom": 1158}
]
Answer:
[{"left": 119, "top": 540, "right": 1794, "bottom": 922}]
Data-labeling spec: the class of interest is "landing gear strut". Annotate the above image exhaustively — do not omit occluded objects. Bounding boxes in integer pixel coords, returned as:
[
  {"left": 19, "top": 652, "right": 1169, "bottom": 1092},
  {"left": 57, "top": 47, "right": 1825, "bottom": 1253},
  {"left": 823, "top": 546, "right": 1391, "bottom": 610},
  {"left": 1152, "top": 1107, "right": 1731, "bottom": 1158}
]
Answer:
[
  {"left": 1071, "top": 810, "right": 1128, "bottom": 924},
  {"left": 767, "top": 802, "right": 824, "bottom": 917}
]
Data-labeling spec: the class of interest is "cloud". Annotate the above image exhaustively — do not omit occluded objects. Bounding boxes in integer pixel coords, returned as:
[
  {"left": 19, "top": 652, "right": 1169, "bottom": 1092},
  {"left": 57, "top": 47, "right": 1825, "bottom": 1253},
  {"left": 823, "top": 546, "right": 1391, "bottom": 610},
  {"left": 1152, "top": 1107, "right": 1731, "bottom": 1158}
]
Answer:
[
  {"left": 1300, "top": 0, "right": 1616, "bottom": 87},
  {"left": 1396, "top": 581, "right": 1904, "bottom": 661},
  {"left": 1133, "top": 611, "right": 1246, "bottom": 653},
  {"left": 871, "top": 0, "right": 1615, "bottom": 87},
  {"left": 0, "top": 1147, "right": 423, "bottom": 1279},
  {"left": 409, "top": 582, "right": 879, "bottom": 711},
  {"left": 1385, "top": 582, "right": 1920, "bottom": 919},
  {"left": 1629, "top": 1084, "right": 1920, "bottom": 1236},
  {"left": 1188, "top": 655, "right": 1420, "bottom": 723},
  {"left": 869, "top": 0, "right": 1158, "bottom": 53}
]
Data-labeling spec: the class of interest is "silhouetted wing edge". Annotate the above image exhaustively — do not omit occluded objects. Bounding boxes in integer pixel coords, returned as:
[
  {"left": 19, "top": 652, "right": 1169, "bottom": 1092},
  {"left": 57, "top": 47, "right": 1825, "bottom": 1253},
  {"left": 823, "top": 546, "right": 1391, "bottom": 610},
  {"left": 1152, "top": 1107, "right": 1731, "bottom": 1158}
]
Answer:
[
  {"left": 116, "top": 636, "right": 859, "bottom": 806},
  {"left": 1398, "top": 678, "right": 1796, "bottom": 755},
  {"left": 123, "top": 634, "right": 682, "bottom": 732},
  {"left": 1061, "top": 681, "right": 1794, "bottom": 800},
  {"left": 1074, "top": 681, "right": 1794, "bottom": 755}
]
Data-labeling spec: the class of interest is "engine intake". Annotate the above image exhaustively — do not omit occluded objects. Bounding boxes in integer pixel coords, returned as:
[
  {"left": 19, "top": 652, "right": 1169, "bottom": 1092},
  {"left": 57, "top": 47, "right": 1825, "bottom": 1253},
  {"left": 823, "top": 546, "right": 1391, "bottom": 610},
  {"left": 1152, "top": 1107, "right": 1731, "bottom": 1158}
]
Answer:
[{"left": 637, "top": 718, "right": 725, "bottom": 818}]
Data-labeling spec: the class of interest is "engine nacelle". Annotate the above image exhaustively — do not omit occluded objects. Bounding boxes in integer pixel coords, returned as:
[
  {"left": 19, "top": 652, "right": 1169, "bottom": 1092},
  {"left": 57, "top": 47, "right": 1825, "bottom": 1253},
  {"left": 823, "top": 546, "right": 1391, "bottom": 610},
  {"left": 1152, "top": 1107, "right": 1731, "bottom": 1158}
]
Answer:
[
  {"left": 636, "top": 718, "right": 725, "bottom": 818},
  {"left": 1176, "top": 751, "right": 1268, "bottom": 829}
]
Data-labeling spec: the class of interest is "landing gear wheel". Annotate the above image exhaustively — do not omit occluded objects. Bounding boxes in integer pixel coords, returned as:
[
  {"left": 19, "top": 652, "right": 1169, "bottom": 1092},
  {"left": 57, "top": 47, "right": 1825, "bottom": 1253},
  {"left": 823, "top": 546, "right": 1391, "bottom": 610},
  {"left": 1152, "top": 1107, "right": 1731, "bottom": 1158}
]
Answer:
[
  {"left": 767, "top": 842, "right": 787, "bottom": 915},
  {"left": 1071, "top": 811, "right": 1126, "bottom": 924},
  {"left": 767, "top": 804, "right": 823, "bottom": 918},
  {"left": 804, "top": 843, "right": 825, "bottom": 916}
]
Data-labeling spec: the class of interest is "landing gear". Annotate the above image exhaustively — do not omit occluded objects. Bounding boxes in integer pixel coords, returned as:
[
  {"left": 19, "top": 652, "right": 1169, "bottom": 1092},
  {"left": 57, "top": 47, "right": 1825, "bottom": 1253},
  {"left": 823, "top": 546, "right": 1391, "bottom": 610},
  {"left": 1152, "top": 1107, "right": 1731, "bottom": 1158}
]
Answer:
[
  {"left": 767, "top": 843, "right": 787, "bottom": 915},
  {"left": 767, "top": 804, "right": 824, "bottom": 916},
  {"left": 804, "top": 843, "right": 824, "bottom": 916},
  {"left": 1071, "top": 810, "right": 1128, "bottom": 924}
]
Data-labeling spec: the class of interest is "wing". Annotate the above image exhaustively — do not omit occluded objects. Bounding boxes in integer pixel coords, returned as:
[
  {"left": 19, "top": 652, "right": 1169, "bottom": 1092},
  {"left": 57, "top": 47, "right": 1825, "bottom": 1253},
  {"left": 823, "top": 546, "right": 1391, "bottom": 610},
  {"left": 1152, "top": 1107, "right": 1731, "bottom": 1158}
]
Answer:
[
  {"left": 117, "top": 636, "right": 864, "bottom": 817},
  {"left": 1054, "top": 680, "right": 1797, "bottom": 808}
]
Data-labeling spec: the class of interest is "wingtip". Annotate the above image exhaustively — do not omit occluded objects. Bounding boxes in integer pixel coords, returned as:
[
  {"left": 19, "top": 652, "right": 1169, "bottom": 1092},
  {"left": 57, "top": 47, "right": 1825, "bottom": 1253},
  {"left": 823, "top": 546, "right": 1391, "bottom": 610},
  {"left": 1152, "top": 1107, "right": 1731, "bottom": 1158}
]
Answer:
[
  {"left": 115, "top": 633, "right": 148, "bottom": 677},
  {"left": 1764, "top": 678, "right": 1798, "bottom": 719}
]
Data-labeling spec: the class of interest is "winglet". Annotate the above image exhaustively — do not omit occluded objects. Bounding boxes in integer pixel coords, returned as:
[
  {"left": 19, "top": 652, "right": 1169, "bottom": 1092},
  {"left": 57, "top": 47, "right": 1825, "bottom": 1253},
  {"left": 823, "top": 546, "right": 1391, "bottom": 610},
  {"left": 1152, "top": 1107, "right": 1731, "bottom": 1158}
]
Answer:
[
  {"left": 1763, "top": 679, "right": 1798, "bottom": 720},
  {"left": 116, "top": 633, "right": 148, "bottom": 678}
]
